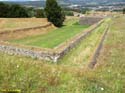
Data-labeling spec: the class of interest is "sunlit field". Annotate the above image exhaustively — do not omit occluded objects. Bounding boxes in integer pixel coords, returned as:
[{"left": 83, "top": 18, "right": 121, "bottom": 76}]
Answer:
[{"left": 0, "top": 16, "right": 125, "bottom": 93}]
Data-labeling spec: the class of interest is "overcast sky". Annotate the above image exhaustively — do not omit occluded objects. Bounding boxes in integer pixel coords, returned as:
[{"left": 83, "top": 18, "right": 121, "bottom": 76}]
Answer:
[{"left": 0, "top": 0, "right": 43, "bottom": 1}]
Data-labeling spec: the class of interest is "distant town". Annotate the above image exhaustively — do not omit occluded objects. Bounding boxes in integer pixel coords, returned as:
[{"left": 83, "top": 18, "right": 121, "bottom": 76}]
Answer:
[{"left": 1, "top": 0, "right": 125, "bottom": 12}]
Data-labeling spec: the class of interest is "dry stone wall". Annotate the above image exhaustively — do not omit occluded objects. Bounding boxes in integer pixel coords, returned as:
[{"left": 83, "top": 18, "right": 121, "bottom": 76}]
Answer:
[
  {"left": 79, "top": 17, "right": 103, "bottom": 26},
  {"left": 0, "top": 44, "right": 57, "bottom": 62},
  {"left": 0, "top": 20, "right": 104, "bottom": 62}
]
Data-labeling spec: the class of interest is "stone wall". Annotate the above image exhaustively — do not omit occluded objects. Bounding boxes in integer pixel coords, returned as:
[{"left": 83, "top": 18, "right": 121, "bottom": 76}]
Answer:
[
  {"left": 54, "top": 20, "right": 104, "bottom": 61},
  {"left": 79, "top": 17, "right": 103, "bottom": 26},
  {"left": 0, "top": 44, "right": 57, "bottom": 61},
  {"left": 0, "top": 20, "right": 104, "bottom": 62}
]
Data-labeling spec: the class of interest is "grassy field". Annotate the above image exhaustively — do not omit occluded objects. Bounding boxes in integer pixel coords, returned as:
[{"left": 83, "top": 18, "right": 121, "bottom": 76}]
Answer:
[
  {"left": 0, "top": 18, "right": 48, "bottom": 31},
  {"left": 9, "top": 18, "right": 89, "bottom": 48},
  {"left": 58, "top": 22, "right": 106, "bottom": 66},
  {"left": 0, "top": 16, "right": 124, "bottom": 93}
]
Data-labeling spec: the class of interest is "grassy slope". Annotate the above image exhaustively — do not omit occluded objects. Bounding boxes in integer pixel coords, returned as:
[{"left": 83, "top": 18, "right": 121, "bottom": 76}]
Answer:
[
  {"left": 9, "top": 18, "right": 89, "bottom": 48},
  {"left": 58, "top": 22, "right": 106, "bottom": 66},
  {"left": 0, "top": 16, "right": 124, "bottom": 93},
  {"left": 0, "top": 18, "right": 48, "bottom": 31},
  {"left": 0, "top": 19, "right": 107, "bottom": 93}
]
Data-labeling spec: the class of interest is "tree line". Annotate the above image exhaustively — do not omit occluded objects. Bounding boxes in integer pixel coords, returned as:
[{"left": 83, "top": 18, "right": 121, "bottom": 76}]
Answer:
[
  {"left": 0, "top": 2, "right": 29, "bottom": 17},
  {"left": 1, "top": 0, "right": 125, "bottom": 27},
  {"left": 0, "top": 0, "right": 65, "bottom": 27}
]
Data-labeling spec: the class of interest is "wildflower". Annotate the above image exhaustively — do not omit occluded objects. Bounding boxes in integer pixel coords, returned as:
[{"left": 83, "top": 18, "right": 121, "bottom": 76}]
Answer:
[
  {"left": 101, "top": 87, "right": 104, "bottom": 91},
  {"left": 17, "top": 65, "right": 19, "bottom": 68},
  {"left": 108, "top": 70, "right": 111, "bottom": 73}
]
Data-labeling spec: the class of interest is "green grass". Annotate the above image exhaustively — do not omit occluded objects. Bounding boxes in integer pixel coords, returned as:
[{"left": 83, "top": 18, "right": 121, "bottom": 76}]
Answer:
[
  {"left": 58, "top": 22, "right": 106, "bottom": 66},
  {"left": 9, "top": 19, "right": 89, "bottom": 48},
  {"left": 0, "top": 16, "right": 125, "bottom": 93}
]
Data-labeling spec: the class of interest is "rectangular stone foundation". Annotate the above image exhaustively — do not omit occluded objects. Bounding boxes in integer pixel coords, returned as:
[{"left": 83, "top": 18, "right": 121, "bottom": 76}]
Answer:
[{"left": 0, "top": 20, "right": 104, "bottom": 62}]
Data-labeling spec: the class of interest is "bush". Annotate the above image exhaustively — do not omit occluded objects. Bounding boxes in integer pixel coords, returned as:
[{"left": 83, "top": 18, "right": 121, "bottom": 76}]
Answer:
[
  {"left": 27, "top": 7, "right": 35, "bottom": 17},
  {"left": 45, "top": 0, "right": 65, "bottom": 27},
  {"left": 123, "top": 8, "right": 125, "bottom": 14},
  {"left": 35, "top": 9, "right": 46, "bottom": 18},
  {"left": 64, "top": 11, "right": 74, "bottom": 16},
  {"left": 81, "top": 8, "right": 90, "bottom": 14},
  {"left": 0, "top": 2, "right": 29, "bottom": 18}
]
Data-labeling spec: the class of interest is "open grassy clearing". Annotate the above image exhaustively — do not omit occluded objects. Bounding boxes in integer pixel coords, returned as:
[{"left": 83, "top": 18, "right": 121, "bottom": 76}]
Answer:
[
  {"left": 9, "top": 18, "right": 89, "bottom": 48},
  {"left": 0, "top": 16, "right": 124, "bottom": 93},
  {"left": 86, "top": 16, "right": 125, "bottom": 93},
  {"left": 0, "top": 18, "right": 48, "bottom": 31},
  {"left": 0, "top": 22, "right": 107, "bottom": 93}
]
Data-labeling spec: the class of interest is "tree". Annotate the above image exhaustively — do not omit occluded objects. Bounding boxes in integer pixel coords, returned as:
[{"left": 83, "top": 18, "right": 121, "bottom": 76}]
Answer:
[
  {"left": 0, "top": 2, "right": 10, "bottom": 17},
  {"left": 35, "top": 9, "right": 46, "bottom": 18},
  {"left": 45, "top": 0, "right": 65, "bottom": 27},
  {"left": 27, "top": 7, "right": 35, "bottom": 17},
  {"left": 123, "top": 8, "right": 125, "bottom": 14},
  {"left": 9, "top": 4, "right": 29, "bottom": 18},
  {"left": 0, "top": 3, "right": 29, "bottom": 18}
]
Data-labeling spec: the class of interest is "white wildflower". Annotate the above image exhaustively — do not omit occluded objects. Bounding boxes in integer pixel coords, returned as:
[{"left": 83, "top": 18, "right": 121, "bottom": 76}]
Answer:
[
  {"left": 101, "top": 87, "right": 104, "bottom": 91},
  {"left": 17, "top": 65, "right": 19, "bottom": 68},
  {"left": 108, "top": 70, "right": 111, "bottom": 73}
]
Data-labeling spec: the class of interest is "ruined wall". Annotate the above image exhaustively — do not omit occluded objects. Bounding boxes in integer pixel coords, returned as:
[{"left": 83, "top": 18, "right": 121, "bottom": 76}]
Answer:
[
  {"left": 0, "top": 23, "right": 52, "bottom": 35},
  {"left": 0, "top": 20, "right": 104, "bottom": 62},
  {"left": 79, "top": 17, "right": 103, "bottom": 26}
]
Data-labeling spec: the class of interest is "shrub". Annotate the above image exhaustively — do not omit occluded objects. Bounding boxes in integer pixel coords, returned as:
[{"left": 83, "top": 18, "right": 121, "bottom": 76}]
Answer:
[
  {"left": 123, "top": 8, "right": 125, "bottom": 14},
  {"left": 81, "top": 8, "right": 90, "bottom": 14},
  {"left": 35, "top": 9, "right": 46, "bottom": 18},
  {"left": 64, "top": 11, "right": 74, "bottom": 16}
]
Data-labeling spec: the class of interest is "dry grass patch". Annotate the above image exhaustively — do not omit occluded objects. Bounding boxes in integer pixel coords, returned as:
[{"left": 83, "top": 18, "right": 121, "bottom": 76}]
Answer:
[
  {"left": 0, "top": 24, "right": 56, "bottom": 41},
  {"left": 0, "top": 18, "right": 49, "bottom": 31}
]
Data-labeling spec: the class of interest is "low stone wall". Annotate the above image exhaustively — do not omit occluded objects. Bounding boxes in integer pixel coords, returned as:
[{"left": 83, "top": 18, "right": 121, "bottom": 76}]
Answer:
[
  {"left": 0, "top": 43, "right": 57, "bottom": 61},
  {"left": 0, "top": 23, "right": 52, "bottom": 35},
  {"left": 0, "top": 20, "right": 104, "bottom": 62},
  {"left": 79, "top": 17, "right": 103, "bottom": 26},
  {"left": 54, "top": 20, "right": 104, "bottom": 61}
]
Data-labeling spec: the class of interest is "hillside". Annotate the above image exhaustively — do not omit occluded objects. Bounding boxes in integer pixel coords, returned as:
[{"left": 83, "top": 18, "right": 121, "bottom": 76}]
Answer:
[
  {"left": 0, "top": 15, "right": 125, "bottom": 93},
  {"left": 1, "top": 0, "right": 125, "bottom": 7}
]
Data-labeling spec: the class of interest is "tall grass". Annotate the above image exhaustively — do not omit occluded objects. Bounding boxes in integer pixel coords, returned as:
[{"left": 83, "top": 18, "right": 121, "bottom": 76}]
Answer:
[{"left": 0, "top": 16, "right": 124, "bottom": 93}]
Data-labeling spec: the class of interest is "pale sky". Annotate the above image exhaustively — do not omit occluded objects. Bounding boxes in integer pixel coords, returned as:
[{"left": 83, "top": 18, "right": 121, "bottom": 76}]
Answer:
[{"left": 0, "top": 0, "right": 43, "bottom": 1}]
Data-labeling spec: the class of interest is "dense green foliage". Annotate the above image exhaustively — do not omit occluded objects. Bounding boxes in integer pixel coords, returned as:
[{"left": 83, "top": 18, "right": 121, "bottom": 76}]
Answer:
[
  {"left": 45, "top": 0, "right": 65, "bottom": 27},
  {"left": 27, "top": 7, "right": 35, "bottom": 17},
  {"left": 35, "top": 9, "right": 46, "bottom": 18},
  {"left": 81, "top": 8, "right": 90, "bottom": 14},
  {"left": 0, "top": 2, "right": 29, "bottom": 18},
  {"left": 8, "top": 4, "right": 29, "bottom": 18},
  {"left": 123, "top": 8, "right": 125, "bottom": 14},
  {"left": 0, "top": 2, "right": 9, "bottom": 17},
  {"left": 64, "top": 11, "right": 74, "bottom": 16}
]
